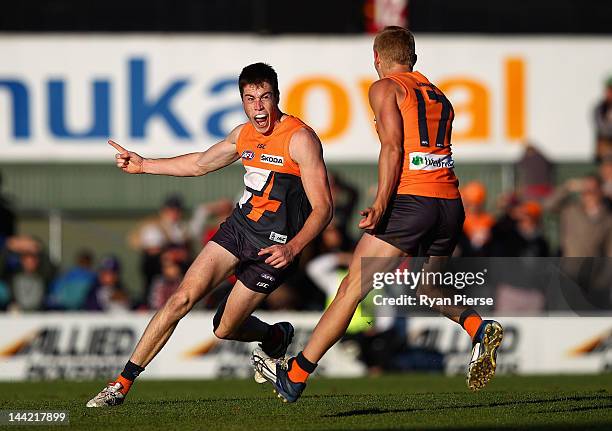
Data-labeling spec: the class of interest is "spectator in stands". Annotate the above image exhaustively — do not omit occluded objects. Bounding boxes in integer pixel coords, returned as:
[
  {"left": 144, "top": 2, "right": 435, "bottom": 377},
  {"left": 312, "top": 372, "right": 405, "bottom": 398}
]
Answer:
[
  {"left": 515, "top": 143, "right": 554, "bottom": 201},
  {"left": 192, "top": 199, "right": 235, "bottom": 247},
  {"left": 599, "top": 154, "right": 612, "bottom": 210},
  {"left": 306, "top": 222, "right": 352, "bottom": 298},
  {"left": 328, "top": 172, "right": 359, "bottom": 245},
  {"left": 545, "top": 175, "right": 612, "bottom": 256},
  {"left": 46, "top": 249, "right": 97, "bottom": 310},
  {"left": 0, "top": 171, "right": 20, "bottom": 280},
  {"left": 546, "top": 175, "right": 612, "bottom": 309},
  {"left": 0, "top": 279, "right": 9, "bottom": 311},
  {"left": 86, "top": 256, "right": 131, "bottom": 312},
  {"left": 287, "top": 221, "right": 352, "bottom": 311},
  {"left": 132, "top": 195, "right": 236, "bottom": 299},
  {"left": 0, "top": 171, "right": 16, "bottom": 251},
  {"left": 488, "top": 200, "right": 549, "bottom": 257},
  {"left": 8, "top": 249, "right": 53, "bottom": 312},
  {"left": 148, "top": 249, "right": 184, "bottom": 310},
  {"left": 130, "top": 194, "right": 192, "bottom": 301},
  {"left": 514, "top": 201, "right": 550, "bottom": 256},
  {"left": 594, "top": 77, "right": 612, "bottom": 161},
  {"left": 1, "top": 235, "right": 43, "bottom": 279},
  {"left": 456, "top": 181, "right": 495, "bottom": 256}
]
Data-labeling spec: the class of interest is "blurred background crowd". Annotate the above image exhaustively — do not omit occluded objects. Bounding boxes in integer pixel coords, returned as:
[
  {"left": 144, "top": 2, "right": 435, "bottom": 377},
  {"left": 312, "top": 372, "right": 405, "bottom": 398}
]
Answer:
[
  {"left": 1, "top": 0, "right": 611, "bottom": 377},
  {"left": 1, "top": 0, "right": 612, "bottom": 317},
  {"left": 2, "top": 123, "right": 612, "bottom": 314}
]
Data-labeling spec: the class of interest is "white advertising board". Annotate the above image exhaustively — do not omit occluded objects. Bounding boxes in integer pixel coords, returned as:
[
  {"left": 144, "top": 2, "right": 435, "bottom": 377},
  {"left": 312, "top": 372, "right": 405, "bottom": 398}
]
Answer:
[
  {"left": 1, "top": 35, "right": 610, "bottom": 162},
  {"left": 0, "top": 313, "right": 610, "bottom": 381}
]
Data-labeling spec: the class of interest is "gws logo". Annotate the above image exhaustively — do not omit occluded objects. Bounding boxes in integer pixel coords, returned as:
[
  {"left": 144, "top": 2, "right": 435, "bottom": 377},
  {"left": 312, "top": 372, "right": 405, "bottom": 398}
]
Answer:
[
  {"left": 409, "top": 152, "right": 455, "bottom": 170},
  {"left": 260, "top": 154, "right": 284, "bottom": 166},
  {"left": 241, "top": 150, "right": 255, "bottom": 160}
]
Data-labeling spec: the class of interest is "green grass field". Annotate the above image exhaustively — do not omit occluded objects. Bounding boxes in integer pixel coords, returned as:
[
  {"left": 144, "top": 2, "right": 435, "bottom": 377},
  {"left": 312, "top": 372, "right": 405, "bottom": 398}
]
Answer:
[{"left": 2, "top": 374, "right": 611, "bottom": 430}]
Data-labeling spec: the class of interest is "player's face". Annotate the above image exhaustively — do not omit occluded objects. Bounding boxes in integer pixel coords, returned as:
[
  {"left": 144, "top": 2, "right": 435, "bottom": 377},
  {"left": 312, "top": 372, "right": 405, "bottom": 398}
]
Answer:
[{"left": 242, "top": 82, "right": 279, "bottom": 134}]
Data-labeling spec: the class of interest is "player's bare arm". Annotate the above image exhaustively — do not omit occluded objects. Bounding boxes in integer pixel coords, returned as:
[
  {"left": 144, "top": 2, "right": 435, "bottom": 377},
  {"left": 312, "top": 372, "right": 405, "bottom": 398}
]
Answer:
[
  {"left": 109, "top": 124, "right": 243, "bottom": 177},
  {"left": 359, "top": 78, "right": 404, "bottom": 230},
  {"left": 258, "top": 127, "right": 333, "bottom": 268}
]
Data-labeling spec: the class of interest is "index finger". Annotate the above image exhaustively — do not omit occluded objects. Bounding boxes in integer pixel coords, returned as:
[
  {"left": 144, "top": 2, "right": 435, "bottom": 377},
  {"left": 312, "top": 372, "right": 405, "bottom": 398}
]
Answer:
[
  {"left": 258, "top": 246, "right": 277, "bottom": 256},
  {"left": 108, "top": 140, "right": 128, "bottom": 154}
]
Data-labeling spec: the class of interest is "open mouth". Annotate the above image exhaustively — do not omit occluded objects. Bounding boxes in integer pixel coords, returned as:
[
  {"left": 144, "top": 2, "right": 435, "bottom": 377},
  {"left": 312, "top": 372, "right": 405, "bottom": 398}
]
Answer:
[{"left": 254, "top": 114, "right": 268, "bottom": 127}]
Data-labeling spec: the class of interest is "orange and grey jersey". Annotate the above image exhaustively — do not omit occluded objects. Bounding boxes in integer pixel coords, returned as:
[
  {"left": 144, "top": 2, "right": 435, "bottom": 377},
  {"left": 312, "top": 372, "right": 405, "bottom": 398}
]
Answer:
[
  {"left": 382, "top": 71, "right": 460, "bottom": 199},
  {"left": 229, "top": 115, "right": 312, "bottom": 249}
]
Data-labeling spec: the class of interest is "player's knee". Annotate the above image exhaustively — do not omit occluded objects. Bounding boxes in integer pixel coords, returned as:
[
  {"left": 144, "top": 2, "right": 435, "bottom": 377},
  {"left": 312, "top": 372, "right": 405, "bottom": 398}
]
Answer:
[
  {"left": 212, "top": 310, "right": 226, "bottom": 336},
  {"left": 335, "top": 273, "right": 362, "bottom": 305},
  {"left": 212, "top": 298, "right": 227, "bottom": 333},
  {"left": 166, "top": 290, "right": 194, "bottom": 317},
  {"left": 213, "top": 322, "right": 233, "bottom": 340}
]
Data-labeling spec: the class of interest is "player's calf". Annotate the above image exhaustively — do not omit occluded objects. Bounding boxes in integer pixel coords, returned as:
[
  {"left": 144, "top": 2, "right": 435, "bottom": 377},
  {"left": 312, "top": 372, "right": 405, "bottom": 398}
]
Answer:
[{"left": 259, "top": 321, "right": 294, "bottom": 358}]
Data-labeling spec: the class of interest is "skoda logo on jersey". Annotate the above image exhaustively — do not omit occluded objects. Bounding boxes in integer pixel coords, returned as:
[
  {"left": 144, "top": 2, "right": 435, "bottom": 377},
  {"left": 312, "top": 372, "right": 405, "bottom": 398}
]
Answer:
[
  {"left": 241, "top": 150, "right": 255, "bottom": 160},
  {"left": 260, "top": 154, "right": 284, "bottom": 166}
]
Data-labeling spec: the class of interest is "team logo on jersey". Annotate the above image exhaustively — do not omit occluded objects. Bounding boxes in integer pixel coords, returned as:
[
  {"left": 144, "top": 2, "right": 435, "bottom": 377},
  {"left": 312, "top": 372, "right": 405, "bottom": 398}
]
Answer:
[
  {"left": 269, "top": 231, "right": 288, "bottom": 244},
  {"left": 260, "top": 154, "right": 284, "bottom": 166},
  {"left": 409, "top": 152, "right": 454, "bottom": 170},
  {"left": 241, "top": 150, "right": 255, "bottom": 160}
]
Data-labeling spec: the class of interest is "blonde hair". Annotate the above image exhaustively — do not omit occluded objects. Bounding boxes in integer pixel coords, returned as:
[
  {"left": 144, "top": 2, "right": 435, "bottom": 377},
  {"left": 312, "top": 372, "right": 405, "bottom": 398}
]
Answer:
[{"left": 373, "top": 26, "right": 417, "bottom": 68}]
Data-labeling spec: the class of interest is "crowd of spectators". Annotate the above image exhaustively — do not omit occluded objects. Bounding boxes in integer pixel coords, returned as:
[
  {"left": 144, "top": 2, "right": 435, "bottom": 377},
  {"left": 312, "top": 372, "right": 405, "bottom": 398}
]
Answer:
[
  {"left": 1, "top": 78, "right": 610, "bottom": 378},
  {"left": 2, "top": 141, "right": 612, "bottom": 313},
  {"left": 2, "top": 79, "right": 610, "bottom": 314}
]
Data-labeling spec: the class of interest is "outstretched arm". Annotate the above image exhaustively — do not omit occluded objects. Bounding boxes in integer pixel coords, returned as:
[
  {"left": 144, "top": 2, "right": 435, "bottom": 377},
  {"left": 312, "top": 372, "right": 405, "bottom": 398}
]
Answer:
[
  {"left": 258, "top": 128, "right": 333, "bottom": 268},
  {"left": 359, "top": 78, "right": 404, "bottom": 230},
  {"left": 110, "top": 125, "right": 243, "bottom": 177}
]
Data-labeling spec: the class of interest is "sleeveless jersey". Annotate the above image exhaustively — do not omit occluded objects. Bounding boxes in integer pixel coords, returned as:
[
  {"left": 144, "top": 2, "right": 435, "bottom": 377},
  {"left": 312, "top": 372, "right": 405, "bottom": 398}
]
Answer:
[
  {"left": 384, "top": 71, "right": 460, "bottom": 199},
  {"left": 230, "top": 115, "right": 312, "bottom": 249}
]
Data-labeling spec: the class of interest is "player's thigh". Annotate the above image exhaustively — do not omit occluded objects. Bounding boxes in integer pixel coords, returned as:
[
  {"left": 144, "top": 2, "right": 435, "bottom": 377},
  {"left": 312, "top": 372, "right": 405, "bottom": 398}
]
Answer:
[
  {"left": 178, "top": 241, "right": 239, "bottom": 301},
  {"left": 374, "top": 195, "right": 439, "bottom": 255},
  {"left": 216, "top": 280, "right": 267, "bottom": 331},
  {"left": 343, "top": 232, "right": 407, "bottom": 300},
  {"left": 425, "top": 198, "right": 465, "bottom": 256}
]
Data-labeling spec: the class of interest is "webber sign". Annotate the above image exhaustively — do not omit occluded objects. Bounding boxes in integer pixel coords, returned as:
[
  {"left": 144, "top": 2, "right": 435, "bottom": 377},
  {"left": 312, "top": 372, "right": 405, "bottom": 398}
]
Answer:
[{"left": 1, "top": 35, "right": 610, "bottom": 162}]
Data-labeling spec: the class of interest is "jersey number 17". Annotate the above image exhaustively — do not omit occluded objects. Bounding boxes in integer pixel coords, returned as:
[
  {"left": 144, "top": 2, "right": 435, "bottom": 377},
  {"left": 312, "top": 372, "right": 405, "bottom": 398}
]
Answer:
[{"left": 413, "top": 88, "right": 453, "bottom": 148}]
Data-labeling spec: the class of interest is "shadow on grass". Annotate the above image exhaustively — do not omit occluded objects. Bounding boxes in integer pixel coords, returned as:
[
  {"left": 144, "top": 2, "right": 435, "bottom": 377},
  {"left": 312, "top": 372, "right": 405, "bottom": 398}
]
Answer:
[{"left": 323, "top": 394, "right": 612, "bottom": 418}]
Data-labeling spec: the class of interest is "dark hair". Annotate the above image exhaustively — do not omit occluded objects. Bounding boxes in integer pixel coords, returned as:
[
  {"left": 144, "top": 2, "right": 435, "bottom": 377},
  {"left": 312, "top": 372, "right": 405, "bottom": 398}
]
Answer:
[
  {"left": 238, "top": 63, "right": 279, "bottom": 99},
  {"left": 76, "top": 249, "right": 94, "bottom": 267},
  {"left": 163, "top": 194, "right": 184, "bottom": 210}
]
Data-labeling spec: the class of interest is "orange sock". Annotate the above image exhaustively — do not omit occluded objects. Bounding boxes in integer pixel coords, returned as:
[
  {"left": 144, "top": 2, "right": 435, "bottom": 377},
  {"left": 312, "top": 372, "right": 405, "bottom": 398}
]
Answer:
[
  {"left": 288, "top": 360, "right": 310, "bottom": 383},
  {"left": 115, "top": 375, "right": 134, "bottom": 395},
  {"left": 463, "top": 315, "right": 483, "bottom": 340},
  {"left": 287, "top": 352, "right": 317, "bottom": 384}
]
